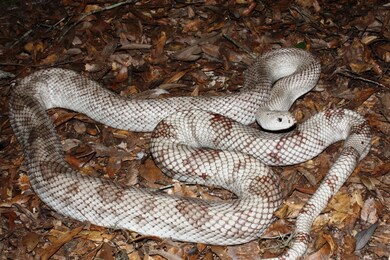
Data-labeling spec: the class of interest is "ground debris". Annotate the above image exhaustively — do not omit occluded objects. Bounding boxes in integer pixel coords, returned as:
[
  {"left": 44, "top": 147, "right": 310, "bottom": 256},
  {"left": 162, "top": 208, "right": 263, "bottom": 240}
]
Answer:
[{"left": 0, "top": 1, "right": 388, "bottom": 259}]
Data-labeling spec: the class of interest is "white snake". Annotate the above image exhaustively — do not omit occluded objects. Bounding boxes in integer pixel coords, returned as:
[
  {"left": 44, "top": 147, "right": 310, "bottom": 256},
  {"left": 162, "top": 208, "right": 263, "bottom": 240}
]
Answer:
[{"left": 9, "top": 48, "right": 371, "bottom": 259}]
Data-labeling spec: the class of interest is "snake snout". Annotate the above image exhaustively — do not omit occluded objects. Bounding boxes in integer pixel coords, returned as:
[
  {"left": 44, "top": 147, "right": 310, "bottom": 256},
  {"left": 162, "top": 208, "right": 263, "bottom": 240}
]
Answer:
[{"left": 256, "top": 110, "right": 296, "bottom": 131}]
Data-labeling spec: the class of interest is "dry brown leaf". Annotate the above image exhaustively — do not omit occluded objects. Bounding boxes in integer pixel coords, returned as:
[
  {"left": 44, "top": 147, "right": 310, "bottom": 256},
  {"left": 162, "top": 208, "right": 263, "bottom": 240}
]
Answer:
[
  {"left": 114, "top": 66, "right": 129, "bottom": 82},
  {"left": 77, "top": 230, "right": 115, "bottom": 242},
  {"left": 206, "top": 20, "right": 225, "bottom": 32},
  {"left": 172, "top": 45, "right": 202, "bottom": 61},
  {"left": 138, "top": 159, "right": 168, "bottom": 188},
  {"left": 106, "top": 157, "right": 122, "bottom": 178},
  {"left": 329, "top": 212, "right": 349, "bottom": 227},
  {"left": 346, "top": 87, "right": 376, "bottom": 110},
  {"left": 189, "top": 70, "right": 209, "bottom": 84},
  {"left": 95, "top": 242, "right": 115, "bottom": 260},
  {"left": 83, "top": 4, "right": 101, "bottom": 13},
  {"left": 261, "top": 219, "right": 293, "bottom": 237},
  {"left": 18, "top": 174, "right": 31, "bottom": 192},
  {"left": 40, "top": 54, "right": 59, "bottom": 65},
  {"left": 274, "top": 203, "right": 294, "bottom": 219},
  {"left": 210, "top": 245, "right": 229, "bottom": 260},
  {"left": 172, "top": 182, "right": 197, "bottom": 198},
  {"left": 155, "top": 31, "right": 166, "bottom": 56},
  {"left": 225, "top": 50, "right": 244, "bottom": 63},
  {"left": 306, "top": 241, "right": 332, "bottom": 260},
  {"left": 41, "top": 225, "right": 84, "bottom": 260},
  {"left": 148, "top": 33, "right": 168, "bottom": 64},
  {"left": 380, "top": 92, "right": 390, "bottom": 121},
  {"left": 73, "top": 121, "right": 86, "bottom": 135},
  {"left": 368, "top": 245, "right": 390, "bottom": 258},
  {"left": 360, "top": 175, "right": 376, "bottom": 190},
  {"left": 341, "top": 234, "right": 356, "bottom": 255},
  {"left": 373, "top": 42, "right": 390, "bottom": 62},
  {"left": 51, "top": 111, "right": 79, "bottom": 126},
  {"left": 164, "top": 71, "right": 187, "bottom": 84},
  {"left": 191, "top": 85, "right": 200, "bottom": 97},
  {"left": 328, "top": 193, "right": 352, "bottom": 213},
  {"left": 21, "top": 232, "right": 40, "bottom": 252},
  {"left": 183, "top": 18, "right": 202, "bottom": 33},
  {"left": 128, "top": 251, "right": 142, "bottom": 260},
  {"left": 201, "top": 44, "right": 220, "bottom": 58},
  {"left": 0, "top": 194, "right": 32, "bottom": 207},
  {"left": 86, "top": 127, "right": 98, "bottom": 136},
  {"left": 227, "top": 241, "right": 261, "bottom": 259},
  {"left": 24, "top": 40, "right": 45, "bottom": 61},
  {"left": 65, "top": 154, "right": 84, "bottom": 168}
]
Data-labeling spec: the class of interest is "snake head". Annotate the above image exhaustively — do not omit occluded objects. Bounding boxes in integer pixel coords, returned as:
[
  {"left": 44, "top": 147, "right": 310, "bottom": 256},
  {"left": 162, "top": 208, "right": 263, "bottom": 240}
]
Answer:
[{"left": 256, "top": 110, "right": 296, "bottom": 131}]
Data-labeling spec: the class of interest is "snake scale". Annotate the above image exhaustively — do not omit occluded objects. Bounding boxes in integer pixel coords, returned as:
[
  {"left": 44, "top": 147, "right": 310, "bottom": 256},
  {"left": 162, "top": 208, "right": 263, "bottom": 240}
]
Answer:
[{"left": 9, "top": 48, "right": 371, "bottom": 259}]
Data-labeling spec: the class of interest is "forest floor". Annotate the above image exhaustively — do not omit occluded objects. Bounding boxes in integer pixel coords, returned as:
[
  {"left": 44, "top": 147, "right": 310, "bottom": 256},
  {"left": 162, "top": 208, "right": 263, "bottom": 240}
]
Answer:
[{"left": 0, "top": 0, "right": 389, "bottom": 259}]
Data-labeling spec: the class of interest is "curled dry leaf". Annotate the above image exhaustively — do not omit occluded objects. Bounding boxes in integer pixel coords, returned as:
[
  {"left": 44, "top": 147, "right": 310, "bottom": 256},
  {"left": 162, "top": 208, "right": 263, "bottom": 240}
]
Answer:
[
  {"left": 83, "top": 4, "right": 101, "bottom": 13},
  {"left": 24, "top": 40, "right": 45, "bottom": 62},
  {"left": 39, "top": 54, "right": 59, "bottom": 65}
]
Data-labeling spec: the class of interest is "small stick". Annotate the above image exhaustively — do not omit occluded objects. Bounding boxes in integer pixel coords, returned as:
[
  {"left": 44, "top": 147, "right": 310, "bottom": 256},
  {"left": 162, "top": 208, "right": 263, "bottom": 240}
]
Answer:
[
  {"left": 0, "top": 57, "right": 84, "bottom": 68},
  {"left": 222, "top": 34, "right": 256, "bottom": 59},
  {"left": 335, "top": 67, "right": 386, "bottom": 88},
  {"left": 60, "top": 0, "right": 139, "bottom": 40}
]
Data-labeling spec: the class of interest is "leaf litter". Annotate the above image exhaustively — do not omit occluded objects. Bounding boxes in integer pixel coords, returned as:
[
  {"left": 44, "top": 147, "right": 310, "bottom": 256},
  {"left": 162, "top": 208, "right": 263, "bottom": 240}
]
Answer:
[{"left": 0, "top": 0, "right": 389, "bottom": 259}]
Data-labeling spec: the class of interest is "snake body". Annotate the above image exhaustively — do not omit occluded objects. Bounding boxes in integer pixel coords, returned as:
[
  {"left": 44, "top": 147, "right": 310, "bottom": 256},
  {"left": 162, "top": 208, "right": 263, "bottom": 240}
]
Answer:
[{"left": 9, "top": 48, "right": 371, "bottom": 259}]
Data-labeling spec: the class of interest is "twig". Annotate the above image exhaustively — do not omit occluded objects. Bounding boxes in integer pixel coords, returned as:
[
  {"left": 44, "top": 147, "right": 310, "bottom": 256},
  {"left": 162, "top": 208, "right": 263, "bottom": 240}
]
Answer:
[
  {"left": 335, "top": 67, "right": 386, "bottom": 88},
  {"left": 290, "top": 5, "right": 335, "bottom": 36},
  {"left": 0, "top": 58, "right": 84, "bottom": 68},
  {"left": 10, "top": 29, "right": 33, "bottom": 48},
  {"left": 222, "top": 34, "right": 256, "bottom": 59},
  {"left": 59, "top": 0, "right": 139, "bottom": 41}
]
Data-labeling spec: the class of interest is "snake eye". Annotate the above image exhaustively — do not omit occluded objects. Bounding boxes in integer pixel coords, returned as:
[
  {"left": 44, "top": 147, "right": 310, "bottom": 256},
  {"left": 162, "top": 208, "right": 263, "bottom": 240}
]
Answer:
[{"left": 278, "top": 118, "right": 282, "bottom": 122}]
